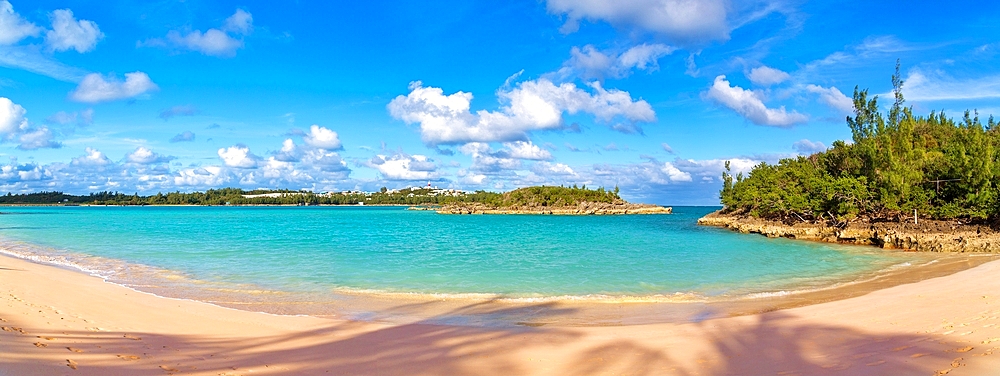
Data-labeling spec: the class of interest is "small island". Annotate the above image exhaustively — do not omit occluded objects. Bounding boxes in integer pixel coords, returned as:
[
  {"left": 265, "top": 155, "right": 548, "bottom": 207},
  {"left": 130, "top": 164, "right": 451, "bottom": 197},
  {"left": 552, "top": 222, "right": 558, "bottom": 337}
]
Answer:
[
  {"left": 701, "top": 66, "right": 1000, "bottom": 252},
  {"left": 433, "top": 185, "right": 672, "bottom": 215}
]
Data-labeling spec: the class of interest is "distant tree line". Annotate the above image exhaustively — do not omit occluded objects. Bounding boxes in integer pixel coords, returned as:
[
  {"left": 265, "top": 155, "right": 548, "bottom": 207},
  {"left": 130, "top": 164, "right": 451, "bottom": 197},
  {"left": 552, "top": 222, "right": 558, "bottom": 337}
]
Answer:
[
  {"left": 721, "top": 62, "right": 1000, "bottom": 221},
  {"left": 0, "top": 185, "right": 622, "bottom": 207}
]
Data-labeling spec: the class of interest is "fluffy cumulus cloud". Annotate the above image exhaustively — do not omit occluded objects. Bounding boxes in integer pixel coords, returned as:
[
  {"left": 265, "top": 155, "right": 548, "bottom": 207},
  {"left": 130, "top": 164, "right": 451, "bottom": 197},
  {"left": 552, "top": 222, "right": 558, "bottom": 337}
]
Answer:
[
  {"left": 45, "top": 9, "right": 103, "bottom": 53},
  {"left": 531, "top": 161, "right": 576, "bottom": 176},
  {"left": 69, "top": 72, "right": 158, "bottom": 103},
  {"left": 661, "top": 161, "right": 692, "bottom": 182},
  {"left": 299, "top": 148, "right": 350, "bottom": 174},
  {"left": 142, "top": 9, "right": 253, "bottom": 57},
  {"left": 0, "top": 135, "right": 361, "bottom": 194},
  {"left": 217, "top": 145, "right": 259, "bottom": 168},
  {"left": 706, "top": 75, "right": 807, "bottom": 127},
  {"left": 303, "top": 125, "right": 342, "bottom": 150},
  {"left": 0, "top": 0, "right": 41, "bottom": 45},
  {"left": 560, "top": 43, "right": 676, "bottom": 80},
  {"left": 388, "top": 79, "right": 655, "bottom": 145},
  {"left": 458, "top": 142, "right": 522, "bottom": 174},
  {"left": 502, "top": 141, "right": 553, "bottom": 160},
  {"left": 546, "top": 0, "right": 729, "bottom": 45},
  {"left": 747, "top": 65, "right": 790, "bottom": 86},
  {"left": 16, "top": 127, "right": 60, "bottom": 150},
  {"left": 0, "top": 158, "right": 51, "bottom": 185},
  {"left": 805, "top": 85, "right": 853, "bottom": 115},
  {"left": 792, "top": 139, "right": 827, "bottom": 154},
  {"left": 0, "top": 96, "right": 27, "bottom": 134},
  {"left": 125, "top": 146, "right": 173, "bottom": 165},
  {"left": 1, "top": 97, "right": 60, "bottom": 149},
  {"left": 71, "top": 147, "right": 112, "bottom": 167},
  {"left": 174, "top": 166, "right": 228, "bottom": 187},
  {"left": 272, "top": 139, "right": 301, "bottom": 162},
  {"left": 169, "top": 131, "right": 196, "bottom": 143},
  {"left": 369, "top": 153, "right": 439, "bottom": 181}
]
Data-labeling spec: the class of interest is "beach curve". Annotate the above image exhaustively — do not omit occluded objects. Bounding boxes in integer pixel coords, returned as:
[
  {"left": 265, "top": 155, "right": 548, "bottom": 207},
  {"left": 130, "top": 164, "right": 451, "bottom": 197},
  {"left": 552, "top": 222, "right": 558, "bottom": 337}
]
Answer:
[{"left": 4, "top": 252, "right": 1000, "bottom": 375}]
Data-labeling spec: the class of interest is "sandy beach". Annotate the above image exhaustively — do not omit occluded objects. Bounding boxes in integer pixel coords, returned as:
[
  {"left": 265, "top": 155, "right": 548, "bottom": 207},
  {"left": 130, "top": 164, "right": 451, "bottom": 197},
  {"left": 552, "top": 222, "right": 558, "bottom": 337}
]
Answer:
[{"left": 2, "top": 253, "right": 1000, "bottom": 375}]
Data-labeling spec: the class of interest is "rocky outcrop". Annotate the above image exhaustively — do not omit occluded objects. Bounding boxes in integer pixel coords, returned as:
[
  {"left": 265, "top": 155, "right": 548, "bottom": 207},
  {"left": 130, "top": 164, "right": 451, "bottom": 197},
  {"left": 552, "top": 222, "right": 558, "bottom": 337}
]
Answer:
[
  {"left": 437, "top": 202, "right": 672, "bottom": 215},
  {"left": 697, "top": 211, "right": 1000, "bottom": 252}
]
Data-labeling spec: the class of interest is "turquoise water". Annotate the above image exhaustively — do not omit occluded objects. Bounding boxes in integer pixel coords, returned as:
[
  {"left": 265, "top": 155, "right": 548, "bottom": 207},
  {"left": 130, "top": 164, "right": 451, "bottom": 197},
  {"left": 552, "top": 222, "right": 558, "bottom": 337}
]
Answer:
[{"left": 0, "top": 206, "right": 925, "bottom": 302}]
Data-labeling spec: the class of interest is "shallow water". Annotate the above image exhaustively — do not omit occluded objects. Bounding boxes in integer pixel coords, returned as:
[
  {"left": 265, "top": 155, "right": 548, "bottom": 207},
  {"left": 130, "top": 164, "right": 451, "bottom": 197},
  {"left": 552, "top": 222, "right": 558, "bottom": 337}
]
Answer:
[{"left": 0, "top": 205, "right": 931, "bottom": 304}]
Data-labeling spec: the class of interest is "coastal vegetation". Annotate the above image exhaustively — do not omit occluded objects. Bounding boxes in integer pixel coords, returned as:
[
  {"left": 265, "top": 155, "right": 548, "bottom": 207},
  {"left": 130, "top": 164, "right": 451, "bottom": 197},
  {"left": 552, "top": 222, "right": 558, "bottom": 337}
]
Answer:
[
  {"left": 720, "top": 63, "right": 1000, "bottom": 222},
  {"left": 436, "top": 185, "right": 671, "bottom": 214},
  {"left": 0, "top": 185, "right": 635, "bottom": 209}
]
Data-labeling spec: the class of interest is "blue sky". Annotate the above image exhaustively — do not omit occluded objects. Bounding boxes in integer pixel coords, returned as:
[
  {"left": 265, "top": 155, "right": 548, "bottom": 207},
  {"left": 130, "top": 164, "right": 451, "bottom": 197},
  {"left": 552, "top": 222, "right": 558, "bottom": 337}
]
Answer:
[{"left": 1, "top": 0, "right": 998, "bottom": 205}]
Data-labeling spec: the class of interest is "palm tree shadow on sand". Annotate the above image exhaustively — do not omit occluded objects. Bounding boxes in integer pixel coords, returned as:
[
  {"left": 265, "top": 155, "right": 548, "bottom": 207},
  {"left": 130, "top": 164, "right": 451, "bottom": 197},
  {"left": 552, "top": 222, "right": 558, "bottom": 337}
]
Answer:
[{"left": 2, "top": 302, "right": 969, "bottom": 375}]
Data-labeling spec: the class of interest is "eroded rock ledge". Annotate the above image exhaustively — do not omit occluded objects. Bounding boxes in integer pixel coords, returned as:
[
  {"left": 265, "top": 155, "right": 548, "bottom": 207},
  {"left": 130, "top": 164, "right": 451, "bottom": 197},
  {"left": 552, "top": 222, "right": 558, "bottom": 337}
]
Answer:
[
  {"left": 436, "top": 202, "right": 672, "bottom": 215},
  {"left": 697, "top": 211, "right": 1000, "bottom": 252}
]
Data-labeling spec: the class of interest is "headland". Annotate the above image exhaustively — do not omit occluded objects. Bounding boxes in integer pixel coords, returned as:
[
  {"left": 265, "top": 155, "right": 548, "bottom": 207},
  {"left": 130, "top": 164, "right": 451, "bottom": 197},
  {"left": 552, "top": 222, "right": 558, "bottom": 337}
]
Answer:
[{"left": 699, "top": 211, "right": 1000, "bottom": 252}]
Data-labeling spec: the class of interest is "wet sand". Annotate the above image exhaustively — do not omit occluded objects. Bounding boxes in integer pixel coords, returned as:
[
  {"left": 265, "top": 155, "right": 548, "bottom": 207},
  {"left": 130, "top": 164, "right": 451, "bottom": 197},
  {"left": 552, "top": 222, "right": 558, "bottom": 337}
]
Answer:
[{"left": 4, "top": 253, "right": 1000, "bottom": 375}]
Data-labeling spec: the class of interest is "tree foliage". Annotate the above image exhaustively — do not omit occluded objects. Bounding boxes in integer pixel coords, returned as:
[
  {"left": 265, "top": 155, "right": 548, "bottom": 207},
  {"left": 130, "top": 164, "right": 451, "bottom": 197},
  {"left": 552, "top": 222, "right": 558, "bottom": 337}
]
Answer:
[
  {"left": 722, "top": 63, "right": 1000, "bottom": 221},
  {"left": 0, "top": 185, "right": 620, "bottom": 208}
]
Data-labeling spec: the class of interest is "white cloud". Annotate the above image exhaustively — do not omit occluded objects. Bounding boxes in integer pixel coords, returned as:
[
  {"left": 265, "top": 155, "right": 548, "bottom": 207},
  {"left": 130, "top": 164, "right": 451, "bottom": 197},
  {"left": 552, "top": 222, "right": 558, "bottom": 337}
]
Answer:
[
  {"left": 661, "top": 162, "right": 692, "bottom": 182},
  {"left": 458, "top": 142, "right": 522, "bottom": 173},
  {"left": 16, "top": 127, "right": 60, "bottom": 150},
  {"left": 792, "top": 139, "right": 826, "bottom": 154},
  {"left": 0, "top": 1, "right": 41, "bottom": 45},
  {"left": 223, "top": 9, "right": 253, "bottom": 35},
  {"left": 587, "top": 157, "right": 758, "bottom": 192},
  {"left": 303, "top": 125, "right": 342, "bottom": 150},
  {"left": 546, "top": 0, "right": 729, "bottom": 44},
  {"left": 45, "top": 9, "right": 103, "bottom": 53},
  {"left": 458, "top": 171, "right": 487, "bottom": 185},
  {"left": 0, "top": 159, "right": 50, "bottom": 183},
  {"left": 69, "top": 72, "right": 158, "bottom": 103},
  {"left": 502, "top": 141, "right": 553, "bottom": 160},
  {"left": 166, "top": 29, "right": 242, "bottom": 57},
  {"left": 805, "top": 85, "right": 853, "bottom": 115},
  {"left": 560, "top": 43, "right": 676, "bottom": 80},
  {"left": 142, "top": 9, "right": 253, "bottom": 57},
  {"left": 388, "top": 78, "right": 655, "bottom": 145},
  {"left": 619, "top": 43, "right": 677, "bottom": 71},
  {"left": 706, "top": 75, "right": 807, "bottom": 127},
  {"left": 904, "top": 68, "right": 1000, "bottom": 101},
  {"left": 0, "top": 97, "right": 61, "bottom": 149},
  {"left": 272, "top": 138, "right": 301, "bottom": 162},
  {"left": 174, "top": 166, "right": 228, "bottom": 187},
  {"left": 71, "top": 147, "right": 111, "bottom": 167},
  {"left": 126, "top": 146, "right": 172, "bottom": 164},
  {"left": 747, "top": 65, "right": 790, "bottom": 86},
  {"left": 0, "top": 96, "right": 27, "bottom": 134},
  {"left": 531, "top": 161, "right": 576, "bottom": 176},
  {"left": 218, "top": 145, "right": 258, "bottom": 168},
  {"left": 301, "top": 149, "right": 350, "bottom": 173},
  {"left": 370, "top": 153, "right": 439, "bottom": 181}
]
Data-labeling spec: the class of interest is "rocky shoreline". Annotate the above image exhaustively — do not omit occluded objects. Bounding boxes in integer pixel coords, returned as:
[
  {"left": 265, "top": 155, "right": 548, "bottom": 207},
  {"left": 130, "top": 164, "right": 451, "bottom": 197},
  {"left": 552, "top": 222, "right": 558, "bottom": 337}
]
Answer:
[
  {"left": 433, "top": 202, "right": 672, "bottom": 215},
  {"left": 698, "top": 211, "right": 1000, "bottom": 252}
]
